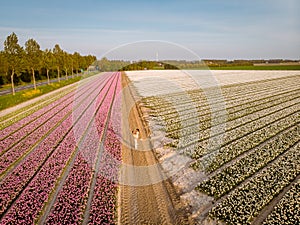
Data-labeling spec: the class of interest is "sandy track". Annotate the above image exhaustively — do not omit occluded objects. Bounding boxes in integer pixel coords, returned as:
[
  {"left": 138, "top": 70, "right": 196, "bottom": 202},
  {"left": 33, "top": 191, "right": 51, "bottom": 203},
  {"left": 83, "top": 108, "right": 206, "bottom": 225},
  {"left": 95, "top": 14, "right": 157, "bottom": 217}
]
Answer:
[{"left": 118, "top": 74, "right": 190, "bottom": 224}]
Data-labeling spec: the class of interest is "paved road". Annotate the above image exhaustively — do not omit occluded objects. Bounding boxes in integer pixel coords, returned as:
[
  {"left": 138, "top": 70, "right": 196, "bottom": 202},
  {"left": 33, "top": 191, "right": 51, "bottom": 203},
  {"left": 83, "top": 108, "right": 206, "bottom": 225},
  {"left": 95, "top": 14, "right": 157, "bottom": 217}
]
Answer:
[{"left": 0, "top": 74, "right": 81, "bottom": 96}]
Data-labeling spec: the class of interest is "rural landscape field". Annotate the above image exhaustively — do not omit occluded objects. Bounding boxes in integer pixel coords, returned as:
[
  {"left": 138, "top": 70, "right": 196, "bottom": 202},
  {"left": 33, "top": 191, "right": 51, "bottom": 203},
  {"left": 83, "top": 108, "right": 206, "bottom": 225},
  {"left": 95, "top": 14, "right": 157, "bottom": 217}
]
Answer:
[
  {"left": 1, "top": 0, "right": 299, "bottom": 224},
  {"left": 0, "top": 68, "right": 299, "bottom": 224}
]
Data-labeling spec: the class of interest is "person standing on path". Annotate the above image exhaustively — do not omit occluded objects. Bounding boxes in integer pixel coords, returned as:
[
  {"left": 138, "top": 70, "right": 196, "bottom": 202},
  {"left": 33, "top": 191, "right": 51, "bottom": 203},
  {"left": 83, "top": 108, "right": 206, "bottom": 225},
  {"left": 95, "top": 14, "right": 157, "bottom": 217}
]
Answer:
[{"left": 132, "top": 128, "right": 140, "bottom": 149}]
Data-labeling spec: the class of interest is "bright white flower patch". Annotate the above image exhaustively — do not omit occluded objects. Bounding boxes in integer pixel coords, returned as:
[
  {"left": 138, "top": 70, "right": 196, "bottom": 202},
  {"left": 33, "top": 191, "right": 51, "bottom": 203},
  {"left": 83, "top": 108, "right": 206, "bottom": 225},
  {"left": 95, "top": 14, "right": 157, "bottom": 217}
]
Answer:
[{"left": 126, "top": 70, "right": 300, "bottom": 224}]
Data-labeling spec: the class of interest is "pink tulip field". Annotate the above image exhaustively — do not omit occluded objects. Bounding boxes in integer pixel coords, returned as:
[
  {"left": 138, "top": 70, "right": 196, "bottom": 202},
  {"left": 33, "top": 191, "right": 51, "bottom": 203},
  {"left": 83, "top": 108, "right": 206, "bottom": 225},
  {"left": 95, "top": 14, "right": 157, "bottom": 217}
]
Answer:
[{"left": 0, "top": 72, "right": 122, "bottom": 224}]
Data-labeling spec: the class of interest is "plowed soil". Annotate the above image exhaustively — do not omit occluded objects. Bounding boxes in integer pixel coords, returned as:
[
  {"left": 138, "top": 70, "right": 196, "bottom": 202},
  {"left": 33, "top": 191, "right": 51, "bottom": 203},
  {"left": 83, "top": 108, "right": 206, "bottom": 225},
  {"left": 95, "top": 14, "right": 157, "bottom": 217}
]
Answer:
[{"left": 118, "top": 74, "right": 190, "bottom": 224}]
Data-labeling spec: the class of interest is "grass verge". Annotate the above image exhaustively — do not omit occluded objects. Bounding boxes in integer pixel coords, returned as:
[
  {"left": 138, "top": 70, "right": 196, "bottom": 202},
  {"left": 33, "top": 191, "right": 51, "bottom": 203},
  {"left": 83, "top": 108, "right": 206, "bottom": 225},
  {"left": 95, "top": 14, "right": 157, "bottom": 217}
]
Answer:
[{"left": 0, "top": 77, "right": 81, "bottom": 111}]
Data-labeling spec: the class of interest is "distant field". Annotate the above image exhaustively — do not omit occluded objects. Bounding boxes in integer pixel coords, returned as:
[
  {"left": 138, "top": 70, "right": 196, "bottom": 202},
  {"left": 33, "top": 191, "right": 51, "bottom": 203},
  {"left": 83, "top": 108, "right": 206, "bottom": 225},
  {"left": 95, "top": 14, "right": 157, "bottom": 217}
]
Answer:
[
  {"left": 127, "top": 70, "right": 300, "bottom": 92},
  {"left": 207, "top": 65, "right": 300, "bottom": 70}
]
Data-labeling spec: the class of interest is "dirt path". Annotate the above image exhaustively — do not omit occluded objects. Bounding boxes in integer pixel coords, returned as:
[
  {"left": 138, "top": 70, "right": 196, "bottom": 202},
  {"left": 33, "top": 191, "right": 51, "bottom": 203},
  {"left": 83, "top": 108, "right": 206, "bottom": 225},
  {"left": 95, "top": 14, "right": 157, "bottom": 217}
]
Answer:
[{"left": 118, "top": 74, "right": 190, "bottom": 224}]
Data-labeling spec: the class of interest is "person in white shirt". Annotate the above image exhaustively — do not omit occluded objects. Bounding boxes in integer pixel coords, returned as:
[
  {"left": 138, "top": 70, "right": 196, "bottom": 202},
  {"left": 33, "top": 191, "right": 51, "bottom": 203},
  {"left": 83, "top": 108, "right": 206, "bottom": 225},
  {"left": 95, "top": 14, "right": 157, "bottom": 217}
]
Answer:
[{"left": 132, "top": 128, "right": 140, "bottom": 149}]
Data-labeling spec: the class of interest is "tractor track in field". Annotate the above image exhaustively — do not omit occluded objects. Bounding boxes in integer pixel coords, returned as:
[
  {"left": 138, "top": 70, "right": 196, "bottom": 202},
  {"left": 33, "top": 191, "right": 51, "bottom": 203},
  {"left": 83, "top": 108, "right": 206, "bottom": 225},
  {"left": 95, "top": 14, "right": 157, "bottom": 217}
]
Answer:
[{"left": 119, "top": 73, "right": 190, "bottom": 224}]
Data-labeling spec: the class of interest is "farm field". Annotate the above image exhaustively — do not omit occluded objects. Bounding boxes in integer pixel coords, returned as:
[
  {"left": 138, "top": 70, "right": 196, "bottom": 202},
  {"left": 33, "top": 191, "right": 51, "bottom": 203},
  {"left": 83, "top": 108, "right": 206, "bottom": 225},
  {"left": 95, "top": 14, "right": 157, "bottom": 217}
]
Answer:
[
  {"left": 0, "top": 72, "right": 122, "bottom": 224},
  {"left": 126, "top": 70, "right": 300, "bottom": 224},
  {"left": 0, "top": 69, "right": 299, "bottom": 224}
]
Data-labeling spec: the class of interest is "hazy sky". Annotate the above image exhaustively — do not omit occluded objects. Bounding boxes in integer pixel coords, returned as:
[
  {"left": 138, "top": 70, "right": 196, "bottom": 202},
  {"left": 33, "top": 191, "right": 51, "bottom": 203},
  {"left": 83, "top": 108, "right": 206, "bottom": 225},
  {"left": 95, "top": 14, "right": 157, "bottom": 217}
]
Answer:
[{"left": 0, "top": 0, "right": 299, "bottom": 60}]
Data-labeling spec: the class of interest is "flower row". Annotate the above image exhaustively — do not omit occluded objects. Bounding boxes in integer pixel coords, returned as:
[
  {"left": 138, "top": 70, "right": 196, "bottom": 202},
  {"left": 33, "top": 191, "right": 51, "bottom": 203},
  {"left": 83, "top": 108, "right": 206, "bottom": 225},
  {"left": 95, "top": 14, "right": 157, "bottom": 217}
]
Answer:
[
  {"left": 196, "top": 125, "right": 300, "bottom": 198},
  {"left": 44, "top": 73, "right": 119, "bottom": 224},
  {"left": 168, "top": 97, "right": 299, "bottom": 151},
  {"left": 0, "top": 89, "right": 74, "bottom": 140},
  {"left": 0, "top": 76, "right": 108, "bottom": 175},
  {"left": 148, "top": 87, "right": 299, "bottom": 134},
  {"left": 0, "top": 74, "right": 106, "bottom": 131},
  {"left": 209, "top": 142, "right": 300, "bottom": 224},
  {"left": 0, "top": 73, "right": 117, "bottom": 224},
  {"left": 192, "top": 111, "right": 300, "bottom": 172},
  {"left": 192, "top": 101, "right": 300, "bottom": 157},
  {"left": 88, "top": 73, "right": 122, "bottom": 224},
  {"left": 145, "top": 77, "right": 299, "bottom": 119},
  {"left": 0, "top": 115, "right": 73, "bottom": 216},
  {"left": 0, "top": 85, "right": 75, "bottom": 130},
  {"left": 0, "top": 105, "right": 73, "bottom": 174},
  {"left": 262, "top": 179, "right": 300, "bottom": 225}
]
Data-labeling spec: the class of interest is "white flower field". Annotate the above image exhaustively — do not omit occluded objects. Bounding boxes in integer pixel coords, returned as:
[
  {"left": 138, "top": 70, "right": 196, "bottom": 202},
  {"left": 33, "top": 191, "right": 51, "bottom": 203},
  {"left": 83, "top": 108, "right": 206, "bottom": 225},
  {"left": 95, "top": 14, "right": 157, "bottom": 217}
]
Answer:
[{"left": 126, "top": 70, "right": 300, "bottom": 224}]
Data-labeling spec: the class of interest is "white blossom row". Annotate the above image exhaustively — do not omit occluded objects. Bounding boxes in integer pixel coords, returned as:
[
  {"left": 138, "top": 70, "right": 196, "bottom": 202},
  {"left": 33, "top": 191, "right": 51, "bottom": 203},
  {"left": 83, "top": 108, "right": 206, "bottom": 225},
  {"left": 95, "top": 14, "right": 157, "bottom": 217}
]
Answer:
[
  {"left": 262, "top": 179, "right": 300, "bottom": 225},
  {"left": 196, "top": 125, "right": 300, "bottom": 198},
  {"left": 208, "top": 142, "right": 300, "bottom": 224},
  {"left": 192, "top": 111, "right": 300, "bottom": 171}
]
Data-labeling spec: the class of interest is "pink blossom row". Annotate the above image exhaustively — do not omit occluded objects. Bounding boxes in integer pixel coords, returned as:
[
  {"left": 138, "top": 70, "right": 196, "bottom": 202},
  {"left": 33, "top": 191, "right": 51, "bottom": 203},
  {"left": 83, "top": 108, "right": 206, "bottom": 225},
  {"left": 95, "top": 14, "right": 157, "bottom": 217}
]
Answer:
[
  {"left": 88, "top": 73, "right": 122, "bottom": 224},
  {"left": 0, "top": 74, "right": 102, "bottom": 140},
  {"left": 0, "top": 73, "right": 115, "bottom": 224},
  {"left": 44, "top": 73, "right": 119, "bottom": 224}
]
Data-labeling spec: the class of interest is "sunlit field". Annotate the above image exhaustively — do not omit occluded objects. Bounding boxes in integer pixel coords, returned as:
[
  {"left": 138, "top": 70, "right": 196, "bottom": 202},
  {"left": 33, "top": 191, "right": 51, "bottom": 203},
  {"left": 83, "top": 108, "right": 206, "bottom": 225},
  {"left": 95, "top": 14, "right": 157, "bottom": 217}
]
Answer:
[{"left": 0, "top": 69, "right": 299, "bottom": 224}]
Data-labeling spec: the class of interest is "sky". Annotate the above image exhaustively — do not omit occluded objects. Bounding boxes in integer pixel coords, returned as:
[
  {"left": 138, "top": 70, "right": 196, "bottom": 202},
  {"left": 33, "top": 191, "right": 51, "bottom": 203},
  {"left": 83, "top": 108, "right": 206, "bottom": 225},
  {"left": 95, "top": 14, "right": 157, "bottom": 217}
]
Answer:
[{"left": 0, "top": 0, "right": 299, "bottom": 60}]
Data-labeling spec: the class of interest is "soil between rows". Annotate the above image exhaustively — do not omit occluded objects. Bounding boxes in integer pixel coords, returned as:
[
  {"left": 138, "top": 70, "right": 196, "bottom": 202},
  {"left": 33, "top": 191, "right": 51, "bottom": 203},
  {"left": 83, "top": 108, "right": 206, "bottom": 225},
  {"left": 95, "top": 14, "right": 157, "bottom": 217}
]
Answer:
[{"left": 118, "top": 73, "right": 190, "bottom": 224}]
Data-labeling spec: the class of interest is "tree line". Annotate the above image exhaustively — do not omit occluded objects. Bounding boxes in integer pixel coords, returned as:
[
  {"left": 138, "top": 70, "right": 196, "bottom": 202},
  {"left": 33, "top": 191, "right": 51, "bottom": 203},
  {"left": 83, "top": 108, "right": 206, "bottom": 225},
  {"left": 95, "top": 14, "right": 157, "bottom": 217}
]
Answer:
[
  {"left": 118, "top": 61, "right": 179, "bottom": 71},
  {"left": 94, "top": 58, "right": 300, "bottom": 71},
  {"left": 94, "top": 58, "right": 180, "bottom": 71},
  {"left": 0, "top": 32, "right": 97, "bottom": 95}
]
